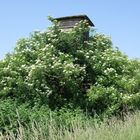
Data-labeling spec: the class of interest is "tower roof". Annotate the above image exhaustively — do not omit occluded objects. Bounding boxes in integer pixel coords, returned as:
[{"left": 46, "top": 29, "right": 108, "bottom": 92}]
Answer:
[{"left": 54, "top": 15, "right": 94, "bottom": 28}]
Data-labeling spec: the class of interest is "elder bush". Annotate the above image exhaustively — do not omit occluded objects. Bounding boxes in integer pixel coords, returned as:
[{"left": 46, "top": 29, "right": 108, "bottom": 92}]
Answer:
[{"left": 0, "top": 18, "right": 140, "bottom": 117}]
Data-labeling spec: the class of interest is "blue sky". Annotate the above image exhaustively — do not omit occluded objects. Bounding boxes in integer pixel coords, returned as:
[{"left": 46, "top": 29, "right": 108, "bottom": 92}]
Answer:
[{"left": 0, "top": 0, "right": 140, "bottom": 60}]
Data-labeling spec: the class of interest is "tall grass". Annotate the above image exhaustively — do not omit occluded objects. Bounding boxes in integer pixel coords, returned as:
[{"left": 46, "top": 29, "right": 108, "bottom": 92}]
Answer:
[{"left": 1, "top": 111, "right": 140, "bottom": 140}]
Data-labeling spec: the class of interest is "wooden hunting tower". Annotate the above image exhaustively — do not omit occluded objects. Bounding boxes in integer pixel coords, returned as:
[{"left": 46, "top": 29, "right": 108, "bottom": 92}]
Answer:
[{"left": 54, "top": 15, "right": 94, "bottom": 39}]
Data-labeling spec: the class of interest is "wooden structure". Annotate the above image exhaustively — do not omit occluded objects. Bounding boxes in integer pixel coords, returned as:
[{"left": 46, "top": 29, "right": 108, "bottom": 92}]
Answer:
[
  {"left": 54, "top": 15, "right": 94, "bottom": 30},
  {"left": 54, "top": 15, "right": 94, "bottom": 40}
]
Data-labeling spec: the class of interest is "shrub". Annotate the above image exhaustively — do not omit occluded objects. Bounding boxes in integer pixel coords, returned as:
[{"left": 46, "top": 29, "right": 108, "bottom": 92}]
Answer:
[{"left": 0, "top": 18, "right": 140, "bottom": 117}]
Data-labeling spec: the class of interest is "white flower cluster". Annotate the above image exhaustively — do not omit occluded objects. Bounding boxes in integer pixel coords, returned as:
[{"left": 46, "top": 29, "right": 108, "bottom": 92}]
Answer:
[{"left": 104, "top": 68, "right": 116, "bottom": 75}]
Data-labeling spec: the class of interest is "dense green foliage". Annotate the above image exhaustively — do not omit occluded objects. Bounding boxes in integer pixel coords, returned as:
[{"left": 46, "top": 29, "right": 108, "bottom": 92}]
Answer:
[
  {"left": 0, "top": 19, "right": 140, "bottom": 133},
  {"left": 0, "top": 99, "right": 87, "bottom": 133}
]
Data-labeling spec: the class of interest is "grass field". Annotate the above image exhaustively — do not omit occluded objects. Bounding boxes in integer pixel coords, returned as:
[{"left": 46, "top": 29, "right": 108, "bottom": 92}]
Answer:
[{"left": 1, "top": 111, "right": 140, "bottom": 140}]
